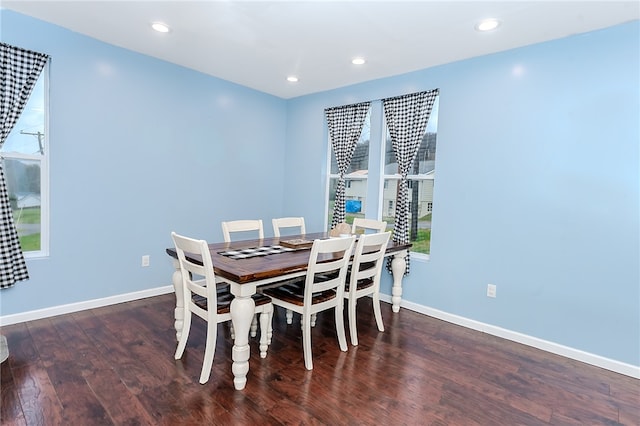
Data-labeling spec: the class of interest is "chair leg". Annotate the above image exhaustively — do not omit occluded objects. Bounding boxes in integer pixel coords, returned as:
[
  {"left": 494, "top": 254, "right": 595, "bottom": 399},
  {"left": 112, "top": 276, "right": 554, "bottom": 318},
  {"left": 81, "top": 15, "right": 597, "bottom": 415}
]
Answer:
[
  {"left": 267, "top": 307, "right": 273, "bottom": 344},
  {"left": 250, "top": 313, "right": 258, "bottom": 337},
  {"left": 300, "top": 312, "right": 317, "bottom": 330},
  {"left": 199, "top": 320, "right": 218, "bottom": 384},
  {"left": 335, "top": 301, "right": 348, "bottom": 352},
  {"left": 286, "top": 309, "right": 293, "bottom": 324},
  {"left": 301, "top": 314, "right": 313, "bottom": 370},
  {"left": 348, "top": 297, "right": 359, "bottom": 346},
  {"left": 174, "top": 310, "right": 192, "bottom": 359},
  {"left": 372, "top": 293, "right": 385, "bottom": 332},
  {"left": 258, "top": 306, "right": 273, "bottom": 358}
]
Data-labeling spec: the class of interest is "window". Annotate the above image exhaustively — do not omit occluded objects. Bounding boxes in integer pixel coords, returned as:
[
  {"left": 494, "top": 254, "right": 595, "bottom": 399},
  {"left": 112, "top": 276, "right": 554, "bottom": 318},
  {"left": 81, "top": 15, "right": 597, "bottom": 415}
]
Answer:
[
  {"left": 383, "top": 95, "right": 439, "bottom": 255},
  {"left": 325, "top": 93, "right": 439, "bottom": 257},
  {"left": 327, "top": 108, "right": 370, "bottom": 228},
  {"left": 1, "top": 68, "right": 48, "bottom": 257}
]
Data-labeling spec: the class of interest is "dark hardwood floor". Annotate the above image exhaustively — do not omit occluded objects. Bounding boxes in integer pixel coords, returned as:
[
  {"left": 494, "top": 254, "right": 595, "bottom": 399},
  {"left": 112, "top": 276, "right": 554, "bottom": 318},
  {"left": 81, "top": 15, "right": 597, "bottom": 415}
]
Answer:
[{"left": 1, "top": 293, "right": 638, "bottom": 425}]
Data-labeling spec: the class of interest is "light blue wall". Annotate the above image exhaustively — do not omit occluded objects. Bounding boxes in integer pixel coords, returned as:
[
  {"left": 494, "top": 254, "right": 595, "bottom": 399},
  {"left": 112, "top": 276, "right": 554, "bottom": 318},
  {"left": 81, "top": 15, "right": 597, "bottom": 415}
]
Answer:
[
  {"left": 284, "top": 21, "right": 639, "bottom": 366},
  {"left": 1, "top": 10, "right": 638, "bottom": 368},
  {"left": 0, "top": 11, "right": 287, "bottom": 312}
]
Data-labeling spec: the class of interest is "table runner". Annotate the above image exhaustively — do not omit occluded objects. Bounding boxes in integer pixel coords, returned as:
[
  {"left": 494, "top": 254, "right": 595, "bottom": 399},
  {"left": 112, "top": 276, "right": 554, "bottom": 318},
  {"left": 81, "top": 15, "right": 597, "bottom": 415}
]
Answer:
[{"left": 218, "top": 244, "right": 297, "bottom": 259}]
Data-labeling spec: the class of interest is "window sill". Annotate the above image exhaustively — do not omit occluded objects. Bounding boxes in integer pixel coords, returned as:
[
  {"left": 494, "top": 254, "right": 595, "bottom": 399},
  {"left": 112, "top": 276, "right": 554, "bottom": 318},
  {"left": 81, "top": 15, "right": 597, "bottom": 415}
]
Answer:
[
  {"left": 409, "top": 251, "right": 430, "bottom": 262},
  {"left": 24, "top": 251, "right": 49, "bottom": 260}
]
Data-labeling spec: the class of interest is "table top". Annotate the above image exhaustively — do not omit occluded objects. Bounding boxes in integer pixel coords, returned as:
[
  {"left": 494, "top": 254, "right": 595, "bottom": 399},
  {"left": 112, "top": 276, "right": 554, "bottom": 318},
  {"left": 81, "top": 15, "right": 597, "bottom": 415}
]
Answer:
[{"left": 166, "top": 232, "right": 411, "bottom": 284}]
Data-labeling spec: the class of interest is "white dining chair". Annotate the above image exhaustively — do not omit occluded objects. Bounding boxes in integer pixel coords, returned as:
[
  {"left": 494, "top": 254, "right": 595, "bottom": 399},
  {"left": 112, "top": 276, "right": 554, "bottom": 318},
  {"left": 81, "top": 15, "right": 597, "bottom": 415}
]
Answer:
[
  {"left": 221, "top": 219, "right": 265, "bottom": 337},
  {"left": 171, "top": 232, "right": 273, "bottom": 384},
  {"left": 263, "top": 235, "right": 356, "bottom": 370},
  {"left": 272, "top": 217, "right": 306, "bottom": 237},
  {"left": 221, "top": 219, "right": 264, "bottom": 242},
  {"left": 351, "top": 218, "right": 388, "bottom": 234},
  {"left": 344, "top": 231, "right": 391, "bottom": 346},
  {"left": 271, "top": 217, "right": 307, "bottom": 324}
]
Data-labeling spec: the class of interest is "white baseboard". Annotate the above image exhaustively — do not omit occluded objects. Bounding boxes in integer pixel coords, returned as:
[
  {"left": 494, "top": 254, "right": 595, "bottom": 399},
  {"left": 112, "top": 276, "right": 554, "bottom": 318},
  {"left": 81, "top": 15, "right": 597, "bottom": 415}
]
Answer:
[
  {"left": 378, "top": 294, "right": 640, "bottom": 379},
  {"left": 0, "top": 285, "right": 175, "bottom": 326}
]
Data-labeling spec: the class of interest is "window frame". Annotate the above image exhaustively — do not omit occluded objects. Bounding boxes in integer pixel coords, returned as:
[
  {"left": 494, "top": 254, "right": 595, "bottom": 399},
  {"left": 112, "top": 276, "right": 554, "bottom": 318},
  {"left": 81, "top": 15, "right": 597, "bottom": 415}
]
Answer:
[
  {"left": 1, "top": 65, "right": 50, "bottom": 258},
  {"left": 381, "top": 94, "right": 439, "bottom": 259},
  {"left": 324, "top": 94, "right": 438, "bottom": 260}
]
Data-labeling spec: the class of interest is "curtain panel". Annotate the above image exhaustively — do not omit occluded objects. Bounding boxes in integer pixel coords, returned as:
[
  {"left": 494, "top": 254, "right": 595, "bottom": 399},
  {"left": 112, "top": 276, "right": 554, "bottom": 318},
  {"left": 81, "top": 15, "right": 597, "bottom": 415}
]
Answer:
[
  {"left": 0, "top": 42, "right": 49, "bottom": 288},
  {"left": 325, "top": 101, "right": 371, "bottom": 228},
  {"left": 383, "top": 89, "right": 439, "bottom": 274}
]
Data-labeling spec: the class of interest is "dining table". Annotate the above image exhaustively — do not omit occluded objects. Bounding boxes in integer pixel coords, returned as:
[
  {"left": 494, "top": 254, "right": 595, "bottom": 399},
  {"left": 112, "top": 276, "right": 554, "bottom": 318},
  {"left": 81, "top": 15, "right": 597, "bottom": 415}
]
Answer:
[{"left": 165, "top": 231, "right": 411, "bottom": 390}]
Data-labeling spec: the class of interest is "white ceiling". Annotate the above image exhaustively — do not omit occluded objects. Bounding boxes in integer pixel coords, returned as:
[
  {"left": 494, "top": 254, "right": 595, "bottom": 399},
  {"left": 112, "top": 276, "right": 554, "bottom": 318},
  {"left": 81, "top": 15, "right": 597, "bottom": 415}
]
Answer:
[{"left": 3, "top": 1, "right": 638, "bottom": 99}]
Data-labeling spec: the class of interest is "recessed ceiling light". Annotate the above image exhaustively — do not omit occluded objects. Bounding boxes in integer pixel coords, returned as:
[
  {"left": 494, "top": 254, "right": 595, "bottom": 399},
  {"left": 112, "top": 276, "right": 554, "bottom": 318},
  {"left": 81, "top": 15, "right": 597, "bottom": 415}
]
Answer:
[
  {"left": 475, "top": 18, "right": 500, "bottom": 32},
  {"left": 287, "top": 76, "right": 299, "bottom": 83},
  {"left": 151, "top": 22, "right": 171, "bottom": 33},
  {"left": 352, "top": 57, "right": 366, "bottom": 65}
]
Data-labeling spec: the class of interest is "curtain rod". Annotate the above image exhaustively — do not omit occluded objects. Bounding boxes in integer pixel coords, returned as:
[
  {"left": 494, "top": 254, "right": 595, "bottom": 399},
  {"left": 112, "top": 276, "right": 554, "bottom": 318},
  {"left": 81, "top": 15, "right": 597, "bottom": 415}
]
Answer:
[{"left": 325, "top": 88, "right": 439, "bottom": 111}]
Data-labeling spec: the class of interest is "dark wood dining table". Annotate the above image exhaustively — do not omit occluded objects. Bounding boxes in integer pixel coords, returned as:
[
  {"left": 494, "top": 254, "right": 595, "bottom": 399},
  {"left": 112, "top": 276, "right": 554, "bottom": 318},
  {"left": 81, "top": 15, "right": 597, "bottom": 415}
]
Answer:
[{"left": 166, "top": 231, "right": 411, "bottom": 390}]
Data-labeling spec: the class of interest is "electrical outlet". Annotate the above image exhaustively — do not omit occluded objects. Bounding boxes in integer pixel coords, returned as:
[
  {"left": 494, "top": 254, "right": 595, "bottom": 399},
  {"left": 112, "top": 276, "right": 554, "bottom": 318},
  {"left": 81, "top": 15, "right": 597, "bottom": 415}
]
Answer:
[
  {"left": 141, "top": 255, "right": 150, "bottom": 267},
  {"left": 487, "top": 283, "right": 497, "bottom": 298}
]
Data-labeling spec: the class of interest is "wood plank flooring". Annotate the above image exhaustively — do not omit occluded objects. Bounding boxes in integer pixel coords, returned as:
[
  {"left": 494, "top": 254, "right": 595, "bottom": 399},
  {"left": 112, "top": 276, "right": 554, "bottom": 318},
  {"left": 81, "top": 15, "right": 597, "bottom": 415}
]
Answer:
[{"left": 1, "top": 293, "right": 638, "bottom": 425}]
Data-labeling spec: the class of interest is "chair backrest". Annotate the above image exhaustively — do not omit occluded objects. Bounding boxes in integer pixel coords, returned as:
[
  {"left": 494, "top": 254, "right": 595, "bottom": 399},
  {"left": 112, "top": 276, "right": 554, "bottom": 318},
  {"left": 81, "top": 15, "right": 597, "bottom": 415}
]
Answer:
[
  {"left": 221, "top": 219, "right": 264, "bottom": 242},
  {"left": 171, "top": 232, "right": 218, "bottom": 316},
  {"left": 348, "top": 231, "right": 392, "bottom": 296},
  {"left": 303, "top": 236, "right": 356, "bottom": 306},
  {"left": 272, "top": 217, "right": 306, "bottom": 237},
  {"left": 352, "top": 218, "right": 388, "bottom": 234}
]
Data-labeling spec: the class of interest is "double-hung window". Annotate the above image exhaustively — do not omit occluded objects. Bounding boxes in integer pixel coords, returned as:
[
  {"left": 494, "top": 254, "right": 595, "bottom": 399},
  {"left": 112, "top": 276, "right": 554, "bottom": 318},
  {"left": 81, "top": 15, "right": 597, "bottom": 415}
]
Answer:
[
  {"left": 325, "top": 93, "right": 439, "bottom": 256},
  {"left": 382, "top": 95, "right": 439, "bottom": 255},
  {"left": 326, "top": 108, "right": 371, "bottom": 228},
  {"left": 1, "top": 67, "right": 49, "bottom": 257}
]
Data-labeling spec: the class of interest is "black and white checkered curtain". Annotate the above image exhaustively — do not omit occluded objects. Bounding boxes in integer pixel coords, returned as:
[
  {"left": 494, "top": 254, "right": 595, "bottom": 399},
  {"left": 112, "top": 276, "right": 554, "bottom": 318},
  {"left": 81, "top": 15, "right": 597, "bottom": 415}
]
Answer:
[
  {"left": 383, "top": 89, "right": 439, "bottom": 274},
  {"left": 325, "top": 101, "right": 370, "bottom": 228},
  {"left": 0, "top": 43, "right": 49, "bottom": 288}
]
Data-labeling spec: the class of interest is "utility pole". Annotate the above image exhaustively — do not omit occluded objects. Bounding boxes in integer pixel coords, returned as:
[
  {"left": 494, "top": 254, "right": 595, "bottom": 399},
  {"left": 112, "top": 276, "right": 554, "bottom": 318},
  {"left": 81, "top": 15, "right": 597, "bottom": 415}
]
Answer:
[{"left": 20, "top": 130, "right": 44, "bottom": 154}]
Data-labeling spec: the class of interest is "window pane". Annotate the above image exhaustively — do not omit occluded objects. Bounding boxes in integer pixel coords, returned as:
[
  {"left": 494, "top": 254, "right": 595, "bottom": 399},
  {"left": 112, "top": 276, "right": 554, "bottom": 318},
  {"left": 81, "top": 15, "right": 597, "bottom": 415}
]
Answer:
[
  {"left": 327, "top": 177, "right": 367, "bottom": 229},
  {"left": 1, "top": 75, "right": 45, "bottom": 155},
  {"left": 330, "top": 108, "right": 371, "bottom": 174},
  {"left": 3, "top": 158, "right": 42, "bottom": 252},
  {"left": 382, "top": 178, "right": 432, "bottom": 254},
  {"left": 384, "top": 96, "right": 438, "bottom": 175}
]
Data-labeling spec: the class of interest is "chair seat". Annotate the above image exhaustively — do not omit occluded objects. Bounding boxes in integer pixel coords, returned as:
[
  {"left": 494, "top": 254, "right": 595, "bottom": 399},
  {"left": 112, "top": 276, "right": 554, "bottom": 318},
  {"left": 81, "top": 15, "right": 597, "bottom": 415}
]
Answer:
[
  {"left": 263, "top": 281, "right": 337, "bottom": 306},
  {"left": 193, "top": 291, "right": 272, "bottom": 314},
  {"left": 345, "top": 277, "right": 374, "bottom": 292}
]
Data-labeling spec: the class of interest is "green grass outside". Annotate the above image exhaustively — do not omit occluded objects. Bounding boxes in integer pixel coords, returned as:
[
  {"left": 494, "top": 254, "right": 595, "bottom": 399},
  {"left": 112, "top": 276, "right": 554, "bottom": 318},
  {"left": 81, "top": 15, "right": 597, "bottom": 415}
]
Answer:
[
  {"left": 19, "top": 233, "right": 40, "bottom": 251},
  {"left": 13, "top": 207, "right": 40, "bottom": 224},
  {"left": 411, "top": 229, "right": 431, "bottom": 254},
  {"left": 12, "top": 207, "right": 41, "bottom": 251},
  {"left": 19, "top": 209, "right": 40, "bottom": 224}
]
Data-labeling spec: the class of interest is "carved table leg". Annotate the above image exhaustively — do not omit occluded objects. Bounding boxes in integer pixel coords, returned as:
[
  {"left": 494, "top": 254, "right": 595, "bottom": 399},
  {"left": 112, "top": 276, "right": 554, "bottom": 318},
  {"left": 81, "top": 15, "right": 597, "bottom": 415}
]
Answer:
[
  {"left": 390, "top": 250, "right": 407, "bottom": 313},
  {"left": 229, "top": 282, "right": 256, "bottom": 391}
]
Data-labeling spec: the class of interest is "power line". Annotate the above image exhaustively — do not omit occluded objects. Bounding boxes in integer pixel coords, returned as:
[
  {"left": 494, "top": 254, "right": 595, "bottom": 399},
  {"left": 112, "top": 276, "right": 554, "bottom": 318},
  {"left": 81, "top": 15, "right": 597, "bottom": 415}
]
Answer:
[{"left": 19, "top": 130, "right": 44, "bottom": 155}]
